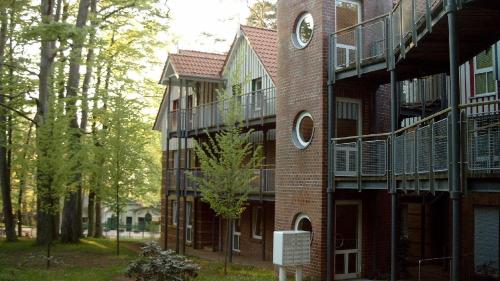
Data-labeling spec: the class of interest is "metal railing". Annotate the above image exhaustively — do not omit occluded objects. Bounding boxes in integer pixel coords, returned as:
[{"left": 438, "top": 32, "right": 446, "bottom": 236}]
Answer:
[
  {"left": 168, "top": 87, "right": 276, "bottom": 134},
  {"left": 333, "top": 134, "right": 389, "bottom": 178},
  {"left": 331, "top": 100, "right": 500, "bottom": 189},
  {"left": 331, "top": 0, "right": 459, "bottom": 75},
  {"left": 166, "top": 168, "right": 276, "bottom": 194}
]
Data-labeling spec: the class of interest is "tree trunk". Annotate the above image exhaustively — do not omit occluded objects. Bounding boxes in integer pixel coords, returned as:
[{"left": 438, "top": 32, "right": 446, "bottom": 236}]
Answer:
[
  {"left": 17, "top": 125, "right": 33, "bottom": 237},
  {"left": 87, "top": 191, "right": 95, "bottom": 237},
  {"left": 60, "top": 0, "right": 91, "bottom": 243},
  {"left": 93, "top": 196, "right": 102, "bottom": 238},
  {"left": 36, "top": 0, "right": 60, "bottom": 246},
  {"left": 224, "top": 218, "right": 231, "bottom": 275},
  {"left": 0, "top": 4, "right": 16, "bottom": 242}
]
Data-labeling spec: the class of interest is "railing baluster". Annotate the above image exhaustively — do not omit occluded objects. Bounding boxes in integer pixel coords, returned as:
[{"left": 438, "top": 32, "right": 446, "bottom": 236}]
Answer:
[
  {"left": 400, "top": 2, "right": 405, "bottom": 59},
  {"left": 356, "top": 26, "right": 362, "bottom": 77},
  {"left": 357, "top": 138, "right": 362, "bottom": 191},
  {"left": 412, "top": 0, "right": 417, "bottom": 46},
  {"left": 425, "top": 0, "right": 432, "bottom": 33}
]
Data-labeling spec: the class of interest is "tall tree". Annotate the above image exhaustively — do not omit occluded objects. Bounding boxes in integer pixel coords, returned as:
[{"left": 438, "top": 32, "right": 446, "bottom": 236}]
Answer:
[
  {"left": 188, "top": 62, "right": 263, "bottom": 273},
  {"left": 246, "top": 0, "right": 276, "bottom": 29},
  {"left": 0, "top": 2, "right": 17, "bottom": 242},
  {"left": 60, "top": 0, "right": 91, "bottom": 243}
]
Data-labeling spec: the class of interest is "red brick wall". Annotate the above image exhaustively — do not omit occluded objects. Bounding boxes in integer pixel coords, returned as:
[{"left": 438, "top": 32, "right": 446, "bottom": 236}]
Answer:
[
  {"left": 220, "top": 201, "right": 275, "bottom": 261},
  {"left": 276, "top": 0, "right": 332, "bottom": 278},
  {"left": 276, "top": 0, "right": 392, "bottom": 279}
]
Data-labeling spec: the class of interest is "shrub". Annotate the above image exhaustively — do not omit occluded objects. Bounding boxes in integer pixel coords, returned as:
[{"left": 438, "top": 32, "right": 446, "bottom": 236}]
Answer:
[{"left": 126, "top": 241, "right": 200, "bottom": 281}]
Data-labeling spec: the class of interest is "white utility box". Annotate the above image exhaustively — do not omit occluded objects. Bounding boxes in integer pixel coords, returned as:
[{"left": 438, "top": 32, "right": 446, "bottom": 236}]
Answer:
[{"left": 273, "top": 230, "right": 311, "bottom": 266}]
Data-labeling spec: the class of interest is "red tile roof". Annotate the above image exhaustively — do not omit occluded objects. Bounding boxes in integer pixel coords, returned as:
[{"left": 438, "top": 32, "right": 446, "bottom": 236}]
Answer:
[
  {"left": 240, "top": 25, "right": 278, "bottom": 82},
  {"left": 169, "top": 50, "right": 226, "bottom": 79}
]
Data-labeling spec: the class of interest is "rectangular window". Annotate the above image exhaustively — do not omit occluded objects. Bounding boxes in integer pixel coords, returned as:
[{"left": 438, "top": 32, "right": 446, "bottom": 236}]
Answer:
[
  {"left": 251, "top": 78, "right": 263, "bottom": 112},
  {"left": 172, "top": 201, "right": 178, "bottom": 226},
  {"left": 474, "top": 47, "right": 497, "bottom": 96},
  {"left": 232, "top": 219, "right": 241, "bottom": 252},
  {"left": 252, "top": 207, "right": 263, "bottom": 240},
  {"left": 186, "top": 202, "right": 193, "bottom": 243},
  {"left": 335, "top": 0, "right": 362, "bottom": 68}
]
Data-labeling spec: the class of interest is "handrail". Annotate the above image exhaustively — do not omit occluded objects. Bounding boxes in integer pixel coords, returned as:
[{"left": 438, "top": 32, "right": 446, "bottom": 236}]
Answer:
[
  {"left": 395, "top": 107, "right": 450, "bottom": 134},
  {"left": 332, "top": 132, "right": 390, "bottom": 142},
  {"left": 334, "top": 13, "right": 389, "bottom": 35},
  {"left": 459, "top": 99, "right": 500, "bottom": 109}
]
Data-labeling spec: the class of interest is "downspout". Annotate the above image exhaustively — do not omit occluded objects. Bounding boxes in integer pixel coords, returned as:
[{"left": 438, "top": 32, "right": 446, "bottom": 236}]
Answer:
[
  {"left": 164, "top": 78, "right": 172, "bottom": 249},
  {"left": 446, "top": 0, "right": 462, "bottom": 280},
  {"left": 390, "top": 69, "right": 399, "bottom": 281},
  {"left": 326, "top": 34, "right": 335, "bottom": 281}
]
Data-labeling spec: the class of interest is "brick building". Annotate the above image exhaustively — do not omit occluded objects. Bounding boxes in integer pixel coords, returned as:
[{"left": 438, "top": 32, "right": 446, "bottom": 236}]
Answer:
[
  {"left": 154, "top": 0, "right": 500, "bottom": 280},
  {"left": 154, "top": 25, "right": 278, "bottom": 261}
]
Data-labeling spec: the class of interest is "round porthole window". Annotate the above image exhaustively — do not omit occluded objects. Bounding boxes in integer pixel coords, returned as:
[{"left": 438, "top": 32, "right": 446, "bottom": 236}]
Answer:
[
  {"left": 293, "top": 13, "right": 314, "bottom": 48},
  {"left": 294, "top": 214, "right": 312, "bottom": 232},
  {"left": 293, "top": 112, "right": 314, "bottom": 149}
]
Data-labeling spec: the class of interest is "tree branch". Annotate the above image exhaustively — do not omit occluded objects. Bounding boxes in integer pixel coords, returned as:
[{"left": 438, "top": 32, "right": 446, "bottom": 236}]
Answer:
[{"left": 0, "top": 102, "right": 37, "bottom": 125}]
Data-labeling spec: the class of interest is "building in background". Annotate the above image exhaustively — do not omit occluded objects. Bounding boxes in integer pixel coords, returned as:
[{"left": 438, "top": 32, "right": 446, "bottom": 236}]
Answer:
[{"left": 154, "top": 25, "right": 277, "bottom": 261}]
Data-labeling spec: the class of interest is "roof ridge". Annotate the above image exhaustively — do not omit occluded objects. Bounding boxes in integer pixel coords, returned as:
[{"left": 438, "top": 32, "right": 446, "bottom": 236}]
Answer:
[
  {"left": 240, "top": 24, "right": 277, "bottom": 32},
  {"left": 178, "top": 49, "right": 227, "bottom": 56},
  {"left": 170, "top": 52, "right": 226, "bottom": 61}
]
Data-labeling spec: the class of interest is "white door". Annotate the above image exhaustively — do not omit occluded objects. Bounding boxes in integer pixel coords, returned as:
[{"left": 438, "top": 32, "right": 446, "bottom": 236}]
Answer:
[{"left": 335, "top": 201, "right": 362, "bottom": 279}]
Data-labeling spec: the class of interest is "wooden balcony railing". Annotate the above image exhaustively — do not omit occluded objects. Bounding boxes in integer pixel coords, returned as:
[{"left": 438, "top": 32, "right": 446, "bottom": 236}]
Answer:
[{"left": 168, "top": 87, "right": 276, "bottom": 134}]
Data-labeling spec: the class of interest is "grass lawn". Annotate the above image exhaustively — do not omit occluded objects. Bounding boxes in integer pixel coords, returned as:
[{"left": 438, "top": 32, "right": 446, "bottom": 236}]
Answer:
[{"left": 0, "top": 237, "right": 281, "bottom": 281}]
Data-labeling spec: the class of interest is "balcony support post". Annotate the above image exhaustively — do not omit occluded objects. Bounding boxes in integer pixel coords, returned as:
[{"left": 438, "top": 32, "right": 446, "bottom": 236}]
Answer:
[
  {"left": 447, "top": 0, "right": 462, "bottom": 280},
  {"left": 390, "top": 69, "right": 399, "bottom": 281},
  {"left": 163, "top": 77, "right": 172, "bottom": 250},
  {"left": 182, "top": 81, "right": 189, "bottom": 255},
  {"left": 326, "top": 34, "right": 336, "bottom": 281},
  {"left": 175, "top": 78, "right": 183, "bottom": 254},
  {"left": 261, "top": 128, "right": 268, "bottom": 261}
]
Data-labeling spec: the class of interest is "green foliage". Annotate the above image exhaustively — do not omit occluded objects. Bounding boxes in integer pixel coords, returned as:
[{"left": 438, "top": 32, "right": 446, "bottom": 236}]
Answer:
[
  {"left": 190, "top": 126, "right": 263, "bottom": 220},
  {"left": 246, "top": 0, "right": 277, "bottom": 30},
  {"left": 126, "top": 241, "right": 200, "bottom": 281}
]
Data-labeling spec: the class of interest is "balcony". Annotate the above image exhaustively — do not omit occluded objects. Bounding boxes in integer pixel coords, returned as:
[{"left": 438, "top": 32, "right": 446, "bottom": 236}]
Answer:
[
  {"left": 166, "top": 168, "right": 275, "bottom": 198},
  {"left": 332, "top": 100, "right": 500, "bottom": 192},
  {"left": 168, "top": 87, "right": 276, "bottom": 136},
  {"left": 330, "top": 0, "right": 500, "bottom": 83}
]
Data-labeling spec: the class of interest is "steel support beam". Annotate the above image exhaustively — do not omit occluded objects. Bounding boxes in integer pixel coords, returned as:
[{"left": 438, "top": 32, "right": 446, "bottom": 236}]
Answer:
[
  {"left": 326, "top": 34, "right": 335, "bottom": 281},
  {"left": 390, "top": 70, "right": 399, "bottom": 281},
  {"left": 446, "top": 0, "right": 462, "bottom": 280}
]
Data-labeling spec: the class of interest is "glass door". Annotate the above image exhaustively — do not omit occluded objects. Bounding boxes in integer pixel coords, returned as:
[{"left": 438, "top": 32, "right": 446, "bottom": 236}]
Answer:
[
  {"left": 335, "top": 0, "right": 362, "bottom": 68},
  {"left": 335, "top": 201, "right": 362, "bottom": 279}
]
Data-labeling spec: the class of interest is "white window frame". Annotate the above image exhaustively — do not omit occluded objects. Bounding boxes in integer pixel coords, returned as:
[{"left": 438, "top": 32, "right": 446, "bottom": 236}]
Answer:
[
  {"left": 252, "top": 207, "right": 263, "bottom": 240},
  {"left": 232, "top": 219, "right": 241, "bottom": 252},
  {"left": 334, "top": 200, "right": 363, "bottom": 280},
  {"left": 293, "top": 13, "right": 314, "bottom": 49},
  {"left": 474, "top": 47, "right": 497, "bottom": 97},
  {"left": 294, "top": 111, "right": 314, "bottom": 149},
  {"left": 172, "top": 201, "right": 178, "bottom": 226},
  {"left": 251, "top": 78, "right": 263, "bottom": 112},
  {"left": 335, "top": 0, "right": 362, "bottom": 69}
]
